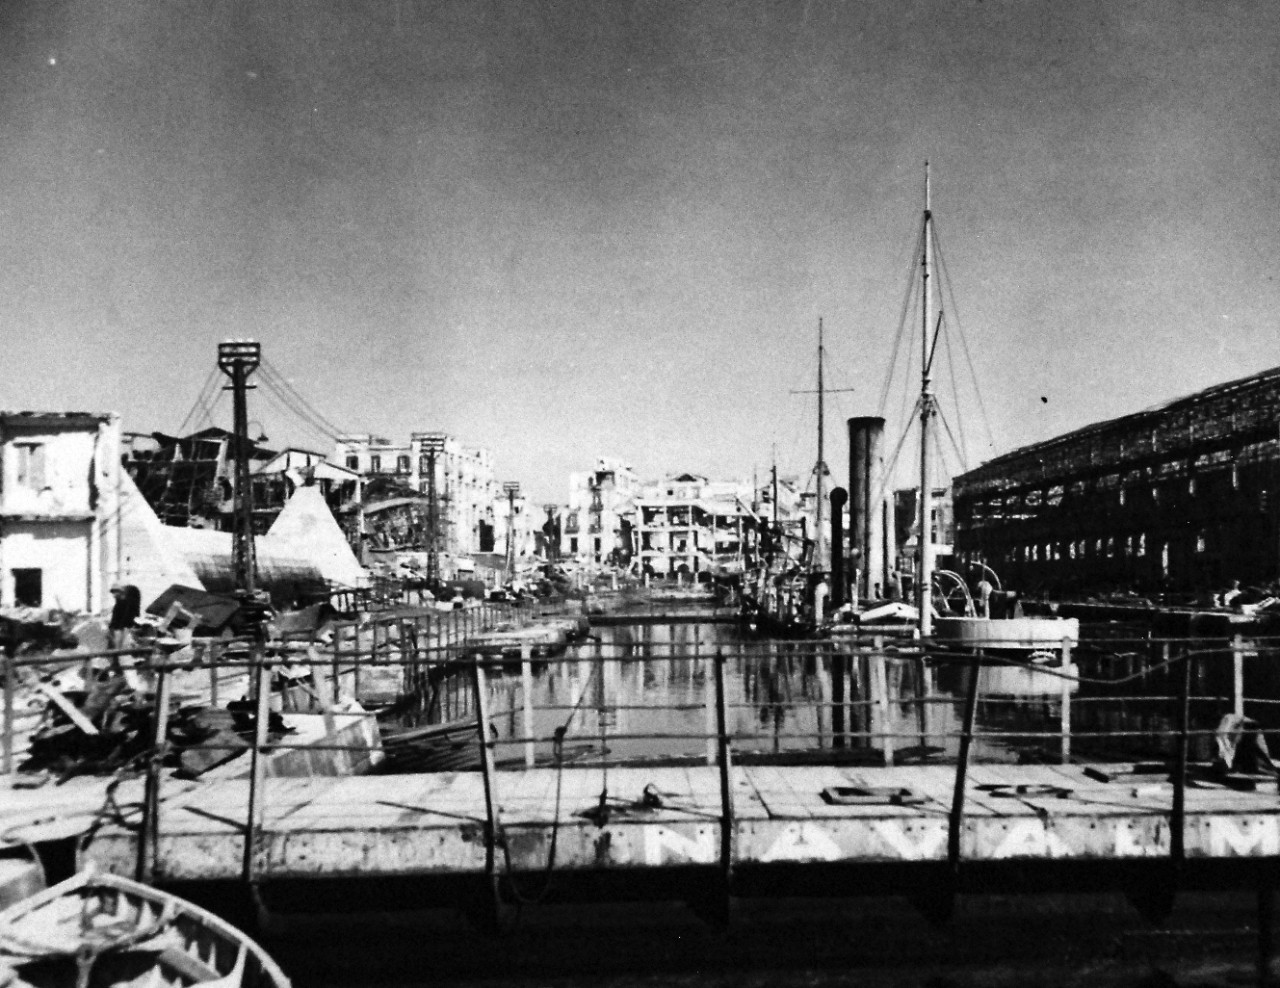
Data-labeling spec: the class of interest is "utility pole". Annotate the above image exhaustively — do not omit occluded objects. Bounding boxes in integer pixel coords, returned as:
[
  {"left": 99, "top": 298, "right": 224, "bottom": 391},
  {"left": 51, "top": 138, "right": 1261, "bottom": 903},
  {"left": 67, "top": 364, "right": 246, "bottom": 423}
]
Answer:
[
  {"left": 420, "top": 433, "right": 446, "bottom": 586},
  {"left": 503, "top": 481, "right": 521, "bottom": 581},
  {"left": 217, "top": 340, "right": 261, "bottom": 594}
]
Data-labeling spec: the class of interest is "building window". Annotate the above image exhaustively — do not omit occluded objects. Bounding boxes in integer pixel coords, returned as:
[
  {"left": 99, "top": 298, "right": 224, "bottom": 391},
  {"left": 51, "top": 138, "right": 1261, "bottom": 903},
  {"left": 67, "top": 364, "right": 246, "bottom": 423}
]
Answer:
[
  {"left": 570, "top": 537, "right": 578, "bottom": 553},
  {"left": 346, "top": 455, "right": 358, "bottom": 470},
  {"left": 15, "top": 443, "right": 45, "bottom": 489},
  {"left": 370, "top": 455, "right": 381, "bottom": 473},
  {"left": 12, "top": 568, "right": 41, "bottom": 607}
]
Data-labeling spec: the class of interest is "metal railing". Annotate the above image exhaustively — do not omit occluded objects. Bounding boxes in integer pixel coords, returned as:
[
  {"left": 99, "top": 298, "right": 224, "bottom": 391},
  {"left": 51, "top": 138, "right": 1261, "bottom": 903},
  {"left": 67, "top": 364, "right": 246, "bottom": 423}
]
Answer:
[{"left": 7, "top": 625, "right": 1280, "bottom": 890}]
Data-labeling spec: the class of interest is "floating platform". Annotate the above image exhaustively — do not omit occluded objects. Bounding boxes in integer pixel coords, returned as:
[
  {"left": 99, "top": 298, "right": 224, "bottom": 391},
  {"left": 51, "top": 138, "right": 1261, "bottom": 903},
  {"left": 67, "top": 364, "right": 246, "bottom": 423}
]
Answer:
[{"left": 30, "top": 762, "right": 1280, "bottom": 898}]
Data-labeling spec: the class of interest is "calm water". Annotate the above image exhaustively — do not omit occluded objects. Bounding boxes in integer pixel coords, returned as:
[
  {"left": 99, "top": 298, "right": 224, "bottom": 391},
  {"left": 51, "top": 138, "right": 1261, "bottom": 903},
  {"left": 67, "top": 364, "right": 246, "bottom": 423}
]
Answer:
[
  {"left": 278, "top": 616, "right": 1276, "bottom": 987},
  {"left": 401, "top": 616, "right": 1277, "bottom": 769}
]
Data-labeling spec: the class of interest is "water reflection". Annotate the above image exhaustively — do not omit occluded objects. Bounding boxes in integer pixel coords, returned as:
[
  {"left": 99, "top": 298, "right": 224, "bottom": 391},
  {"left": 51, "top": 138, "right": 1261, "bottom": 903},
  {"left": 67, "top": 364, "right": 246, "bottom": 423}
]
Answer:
[{"left": 395, "top": 618, "right": 1280, "bottom": 770}]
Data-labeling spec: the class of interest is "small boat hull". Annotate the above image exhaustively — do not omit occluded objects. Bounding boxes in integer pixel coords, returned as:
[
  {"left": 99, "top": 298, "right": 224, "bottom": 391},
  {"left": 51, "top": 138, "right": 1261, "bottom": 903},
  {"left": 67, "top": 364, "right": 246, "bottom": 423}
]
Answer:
[{"left": 0, "top": 870, "right": 291, "bottom": 987}]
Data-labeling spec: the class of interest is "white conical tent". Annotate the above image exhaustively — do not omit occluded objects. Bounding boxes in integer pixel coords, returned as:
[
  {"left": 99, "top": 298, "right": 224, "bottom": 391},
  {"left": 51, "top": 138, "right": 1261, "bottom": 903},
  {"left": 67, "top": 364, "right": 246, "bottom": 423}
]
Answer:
[
  {"left": 114, "top": 470, "right": 206, "bottom": 608},
  {"left": 267, "top": 485, "right": 367, "bottom": 589}
]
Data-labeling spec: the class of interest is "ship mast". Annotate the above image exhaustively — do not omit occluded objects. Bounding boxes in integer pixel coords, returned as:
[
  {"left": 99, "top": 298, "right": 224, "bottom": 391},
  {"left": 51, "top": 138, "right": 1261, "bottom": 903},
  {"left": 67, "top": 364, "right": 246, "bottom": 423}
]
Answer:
[
  {"left": 918, "top": 163, "right": 935, "bottom": 638},
  {"left": 815, "top": 317, "right": 826, "bottom": 570}
]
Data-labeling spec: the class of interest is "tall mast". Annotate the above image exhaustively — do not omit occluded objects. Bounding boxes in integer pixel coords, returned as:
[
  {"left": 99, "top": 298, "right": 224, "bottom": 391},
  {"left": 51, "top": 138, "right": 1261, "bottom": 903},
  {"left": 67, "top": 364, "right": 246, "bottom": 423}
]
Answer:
[
  {"left": 815, "top": 317, "right": 826, "bottom": 570},
  {"left": 918, "top": 163, "right": 935, "bottom": 637}
]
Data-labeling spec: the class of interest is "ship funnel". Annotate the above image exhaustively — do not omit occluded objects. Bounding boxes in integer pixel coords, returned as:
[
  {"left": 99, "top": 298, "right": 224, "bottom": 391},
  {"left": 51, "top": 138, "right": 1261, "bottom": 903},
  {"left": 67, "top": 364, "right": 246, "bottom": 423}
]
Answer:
[{"left": 848, "top": 417, "right": 886, "bottom": 600}]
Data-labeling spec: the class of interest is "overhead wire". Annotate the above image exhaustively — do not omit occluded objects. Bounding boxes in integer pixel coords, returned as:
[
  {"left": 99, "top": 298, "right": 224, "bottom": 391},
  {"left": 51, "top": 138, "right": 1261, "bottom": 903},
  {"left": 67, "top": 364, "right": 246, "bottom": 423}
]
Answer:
[
  {"left": 258, "top": 362, "right": 346, "bottom": 443},
  {"left": 255, "top": 363, "right": 360, "bottom": 456},
  {"left": 256, "top": 382, "right": 333, "bottom": 452}
]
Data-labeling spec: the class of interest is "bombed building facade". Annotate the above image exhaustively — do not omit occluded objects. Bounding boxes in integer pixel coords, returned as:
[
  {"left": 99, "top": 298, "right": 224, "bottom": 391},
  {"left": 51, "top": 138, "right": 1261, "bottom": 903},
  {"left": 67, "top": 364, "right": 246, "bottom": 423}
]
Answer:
[{"left": 952, "top": 366, "right": 1280, "bottom": 596}]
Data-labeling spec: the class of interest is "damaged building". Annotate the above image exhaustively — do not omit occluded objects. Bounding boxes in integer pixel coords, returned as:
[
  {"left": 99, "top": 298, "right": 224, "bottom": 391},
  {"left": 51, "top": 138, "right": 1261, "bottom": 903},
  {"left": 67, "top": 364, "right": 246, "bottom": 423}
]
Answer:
[
  {"left": 952, "top": 365, "right": 1280, "bottom": 596},
  {"left": 0, "top": 411, "right": 122, "bottom": 612},
  {"left": 123, "top": 428, "right": 359, "bottom": 534}
]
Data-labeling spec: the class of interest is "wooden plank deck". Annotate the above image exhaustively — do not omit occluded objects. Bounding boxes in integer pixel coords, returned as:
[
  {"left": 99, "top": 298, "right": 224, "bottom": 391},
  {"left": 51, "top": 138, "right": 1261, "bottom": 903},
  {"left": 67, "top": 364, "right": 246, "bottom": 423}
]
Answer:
[{"left": 41, "top": 763, "right": 1280, "bottom": 883}]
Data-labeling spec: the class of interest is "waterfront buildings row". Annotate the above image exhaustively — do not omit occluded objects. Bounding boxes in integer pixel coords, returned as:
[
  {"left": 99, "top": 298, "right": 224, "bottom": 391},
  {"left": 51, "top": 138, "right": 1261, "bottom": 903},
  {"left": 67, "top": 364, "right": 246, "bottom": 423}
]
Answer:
[
  {"left": 8, "top": 361, "right": 1277, "bottom": 613},
  {"left": 563, "top": 459, "right": 813, "bottom": 579}
]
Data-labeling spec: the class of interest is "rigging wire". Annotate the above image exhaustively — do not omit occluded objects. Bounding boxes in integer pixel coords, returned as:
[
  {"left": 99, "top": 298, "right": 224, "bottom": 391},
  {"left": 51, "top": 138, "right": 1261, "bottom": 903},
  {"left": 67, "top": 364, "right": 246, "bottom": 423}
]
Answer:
[
  {"left": 175, "top": 367, "right": 221, "bottom": 436},
  {"left": 941, "top": 323, "right": 970, "bottom": 469},
  {"left": 893, "top": 286, "right": 920, "bottom": 488},
  {"left": 877, "top": 221, "right": 927, "bottom": 419},
  {"left": 933, "top": 404, "right": 967, "bottom": 479},
  {"left": 194, "top": 379, "right": 225, "bottom": 433},
  {"left": 873, "top": 393, "right": 923, "bottom": 510},
  {"left": 932, "top": 223, "right": 997, "bottom": 451}
]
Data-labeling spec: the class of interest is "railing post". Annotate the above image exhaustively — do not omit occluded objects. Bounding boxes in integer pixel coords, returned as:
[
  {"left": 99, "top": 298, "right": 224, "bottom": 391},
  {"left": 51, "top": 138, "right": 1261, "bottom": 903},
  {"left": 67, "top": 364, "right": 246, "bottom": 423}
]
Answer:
[
  {"left": 831, "top": 644, "right": 847, "bottom": 750},
  {"left": 352, "top": 623, "right": 363, "bottom": 700},
  {"left": 138, "top": 647, "right": 172, "bottom": 884},
  {"left": 331, "top": 626, "right": 341, "bottom": 704},
  {"left": 948, "top": 655, "right": 982, "bottom": 875},
  {"left": 2, "top": 653, "right": 14, "bottom": 776},
  {"left": 1233, "top": 633, "right": 1245, "bottom": 719},
  {"left": 206, "top": 642, "right": 219, "bottom": 709},
  {"left": 471, "top": 656, "right": 505, "bottom": 922},
  {"left": 521, "top": 643, "right": 535, "bottom": 769},
  {"left": 1060, "top": 636, "right": 1073, "bottom": 764},
  {"left": 1172, "top": 646, "right": 1191, "bottom": 867},
  {"left": 870, "top": 644, "right": 893, "bottom": 765},
  {"left": 242, "top": 645, "right": 272, "bottom": 885},
  {"left": 714, "top": 648, "right": 734, "bottom": 907}
]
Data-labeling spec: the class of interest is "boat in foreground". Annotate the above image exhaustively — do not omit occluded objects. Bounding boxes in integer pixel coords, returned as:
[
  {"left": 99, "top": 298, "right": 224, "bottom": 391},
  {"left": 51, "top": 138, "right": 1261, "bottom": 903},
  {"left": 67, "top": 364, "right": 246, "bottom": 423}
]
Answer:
[{"left": 0, "top": 869, "right": 290, "bottom": 988}]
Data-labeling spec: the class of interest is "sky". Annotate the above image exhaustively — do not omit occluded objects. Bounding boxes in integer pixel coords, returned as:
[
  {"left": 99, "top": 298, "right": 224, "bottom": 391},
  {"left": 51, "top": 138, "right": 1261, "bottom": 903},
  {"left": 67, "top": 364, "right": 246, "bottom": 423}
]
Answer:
[{"left": 2, "top": 0, "right": 1278, "bottom": 503}]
